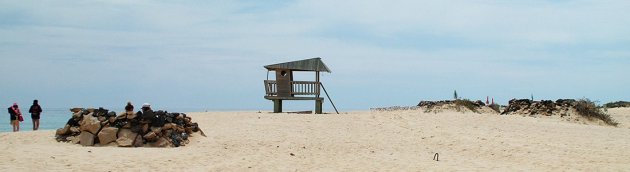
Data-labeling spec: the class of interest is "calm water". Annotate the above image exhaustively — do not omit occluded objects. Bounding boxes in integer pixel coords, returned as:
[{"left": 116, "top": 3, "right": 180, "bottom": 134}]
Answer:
[{"left": 0, "top": 107, "right": 208, "bottom": 132}]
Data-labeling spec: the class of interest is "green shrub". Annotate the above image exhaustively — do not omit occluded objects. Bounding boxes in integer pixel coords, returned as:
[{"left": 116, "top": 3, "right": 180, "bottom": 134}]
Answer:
[{"left": 575, "top": 99, "right": 619, "bottom": 126}]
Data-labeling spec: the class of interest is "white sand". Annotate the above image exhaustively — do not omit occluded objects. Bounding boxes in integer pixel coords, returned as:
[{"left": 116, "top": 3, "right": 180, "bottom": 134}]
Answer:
[{"left": 1, "top": 108, "right": 629, "bottom": 171}]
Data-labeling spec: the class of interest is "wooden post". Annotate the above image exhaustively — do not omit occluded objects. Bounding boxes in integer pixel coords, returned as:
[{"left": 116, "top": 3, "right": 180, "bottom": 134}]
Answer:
[
  {"left": 315, "top": 71, "right": 322, "bottom": 114},
  {"left": 316, "top": 71, "right": 320, "bottom": 98},
  {"left": 273, "top": 99, "right": 282, "bottom": 113},
  {"left": 315, "top": 99, "right": 323, "bottom": 114}
]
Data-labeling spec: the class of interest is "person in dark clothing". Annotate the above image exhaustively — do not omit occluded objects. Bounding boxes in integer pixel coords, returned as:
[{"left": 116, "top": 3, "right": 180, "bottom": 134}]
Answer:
[
  {"left": 125, "top": 102, "right": 134, "bottom": 113},
  {"left": 139, "top": 103, "right": 154, "bottom": 121},
  {"left": 141, "top": 103, "right": 152, "bottom": 112},
  {"left": 8, "top": 103, "right": 23, "bottom": 132},
  {"left": 29, "top": 99, "right": 43, "bottom": 130}
]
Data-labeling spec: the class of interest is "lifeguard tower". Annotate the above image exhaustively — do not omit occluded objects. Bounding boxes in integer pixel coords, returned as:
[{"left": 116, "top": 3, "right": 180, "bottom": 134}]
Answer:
[{"left": 263, "top": 58, "right": 335, "bottom": 114}]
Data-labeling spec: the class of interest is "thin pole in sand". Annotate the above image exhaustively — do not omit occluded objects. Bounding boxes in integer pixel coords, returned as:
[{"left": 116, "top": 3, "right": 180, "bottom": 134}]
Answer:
[{"left": 320, "top": 83, "right": 339, "bottom": 114}]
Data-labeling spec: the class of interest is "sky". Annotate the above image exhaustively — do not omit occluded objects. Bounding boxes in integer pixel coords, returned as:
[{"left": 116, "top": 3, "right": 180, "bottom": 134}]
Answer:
[{"left": 1, "top": 0, "right": 629, "bottom": 111}]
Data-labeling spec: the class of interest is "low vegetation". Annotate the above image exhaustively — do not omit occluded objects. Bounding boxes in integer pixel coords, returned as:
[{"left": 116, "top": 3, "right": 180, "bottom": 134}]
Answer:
[
  {"left": 454, "top": 99, "right": 479, "bottom": 113},
  {"left": 604, "top": 101, "right": 630, "bottom": 108},
  {"left": 575, "top": 99, "right": 619, "bottom": 126},
  {"left": 488, "top": 103, "right": 501, "bottom": 113}
]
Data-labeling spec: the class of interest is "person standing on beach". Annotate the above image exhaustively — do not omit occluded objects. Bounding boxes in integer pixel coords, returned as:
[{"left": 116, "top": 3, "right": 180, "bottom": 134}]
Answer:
[
  {"left": 29, "top": 100, "right": 43, "bottom": 130},
  {"left": 8, "top": 103, "right": 23, "bottom": 132}
]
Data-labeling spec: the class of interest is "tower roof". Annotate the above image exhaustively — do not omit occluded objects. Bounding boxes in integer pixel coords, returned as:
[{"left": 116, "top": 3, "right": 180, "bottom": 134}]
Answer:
[{"left": 264, "top": 57, "right": 331, "bottom": 72}]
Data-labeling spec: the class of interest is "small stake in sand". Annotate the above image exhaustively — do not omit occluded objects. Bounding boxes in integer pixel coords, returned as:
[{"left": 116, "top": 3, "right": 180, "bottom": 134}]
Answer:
[{"left": 433, "top": 153, "right": 439, "bottom": 161}]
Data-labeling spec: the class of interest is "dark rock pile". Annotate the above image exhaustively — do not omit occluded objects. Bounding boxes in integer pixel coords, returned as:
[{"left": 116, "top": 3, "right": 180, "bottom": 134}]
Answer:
[
  {"left": 604, "top": 101, "right": 630, "bottom": 108},
  {"left": 370, "top": 106, "right": 419, "bottom": 111},
  {"left": 501, "top": 99, "right": 578, "bottom": 117},
  {"left": 417, "top": 100, "right": 486, "bottom": 108},
  {"left": 417, "top": 100, "right": 495, "bottom": 113},
  {"left": 500, "top": 99, "right": 619, "bottom": 126},
  {"left": 55, "top": 107, "right": 205, "bottom": 147}
]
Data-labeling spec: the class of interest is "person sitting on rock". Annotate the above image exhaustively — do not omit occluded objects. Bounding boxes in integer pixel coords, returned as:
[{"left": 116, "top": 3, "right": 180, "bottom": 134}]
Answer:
[
  {"left": 125, "top": 102, "right": 134, "bottom": 113},
  {"left": 141, "top": 103, "right": 152, "bottom": 112},
  {"left": 116, "top": 102, "right": 137, "bottom": 121},
  {"left": 140, "top": 103, "right": 154, "bottom": 120}
]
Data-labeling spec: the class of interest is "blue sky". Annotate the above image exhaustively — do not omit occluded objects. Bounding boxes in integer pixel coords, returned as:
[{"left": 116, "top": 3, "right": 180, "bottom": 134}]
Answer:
[{"left": 1, "top": 0, "right": 629, "bottom": 111}]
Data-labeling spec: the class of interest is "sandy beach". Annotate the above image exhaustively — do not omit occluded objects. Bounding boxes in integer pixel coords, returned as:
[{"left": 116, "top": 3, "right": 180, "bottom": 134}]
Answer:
[{"left": 1, "top": 108, "right": 629, "bottom": 171}]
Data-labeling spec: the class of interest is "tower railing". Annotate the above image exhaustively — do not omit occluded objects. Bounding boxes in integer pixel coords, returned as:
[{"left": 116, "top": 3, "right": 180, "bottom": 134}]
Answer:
[{"left": 264, "top": 80, "right": 320, "bottom": 97}]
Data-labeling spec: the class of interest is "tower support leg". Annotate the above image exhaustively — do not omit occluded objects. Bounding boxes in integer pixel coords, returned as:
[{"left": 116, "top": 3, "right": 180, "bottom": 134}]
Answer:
[
  {"left": 315, "top": 99, "right": 323, "bottom": 114},
  {"left": 273, "top": 100, "right": 283, "bottom": 113}
]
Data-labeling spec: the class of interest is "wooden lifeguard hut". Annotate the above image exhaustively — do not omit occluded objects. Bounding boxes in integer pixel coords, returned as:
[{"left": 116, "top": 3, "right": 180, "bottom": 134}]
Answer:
[{"left": 263, "top": 57, "right": 332, "bottom": 114}]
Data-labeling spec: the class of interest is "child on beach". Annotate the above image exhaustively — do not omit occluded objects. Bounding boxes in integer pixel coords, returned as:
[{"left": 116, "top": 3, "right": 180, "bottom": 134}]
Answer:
[
  {"left": 29, "top": 100, "right": 43, "bottom": 130},
  {"left": 8, "top": 103, "right": 23, "bottom": 132}
]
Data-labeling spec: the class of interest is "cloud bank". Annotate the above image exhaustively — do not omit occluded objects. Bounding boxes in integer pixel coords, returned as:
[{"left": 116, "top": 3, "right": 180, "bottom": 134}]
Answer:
[{"left": 1, "top": 0, "right": 629, "bottom": 110}]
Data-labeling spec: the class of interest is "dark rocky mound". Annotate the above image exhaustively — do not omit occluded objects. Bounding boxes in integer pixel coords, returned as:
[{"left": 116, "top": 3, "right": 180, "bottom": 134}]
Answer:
[
  {"left": 502, "top": 99, "right": 618, "bottom": 126},
  {"left": 417, "top": 99, "right": 498, "bottom": 113},
  {"left": 55, "top": 107, "right": 206, "bottom": 147},
  {"left": 604, "top": 101, "right": 630, "bottom": 108},
  {"left": 501, "top": 99, "right": 577, "bottom": 116},
  {"left": 418, "top": 100, "right": 485, "bottom": 108}
]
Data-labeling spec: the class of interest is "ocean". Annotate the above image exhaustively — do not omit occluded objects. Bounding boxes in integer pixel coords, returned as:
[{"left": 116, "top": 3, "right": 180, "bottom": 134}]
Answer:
[{"left": 0, "top": 107, "right": 208, "bottom": 132}]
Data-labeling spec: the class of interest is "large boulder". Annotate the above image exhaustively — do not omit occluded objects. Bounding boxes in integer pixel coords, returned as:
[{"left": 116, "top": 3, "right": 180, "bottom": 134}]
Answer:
[
  {"left": 80, "top": 116, "right": 101, "bottom": 134},
  {"left": 116, "top": 129, "right": 137, "bottom": 147},
  {"left": 98, "top": 127, "right": 118, "bottom": 145},
  {"left": 56, "top": 124, "right": 71, "bottom": 135},
  {"left": 79, "top": 131, "right": 95, "bottom": 146}
]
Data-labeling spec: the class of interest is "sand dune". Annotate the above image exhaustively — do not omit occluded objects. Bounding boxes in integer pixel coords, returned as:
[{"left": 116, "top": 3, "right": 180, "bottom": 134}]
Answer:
[{"left": 1, "top": 108, "right": 629, "bottom": 171}]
